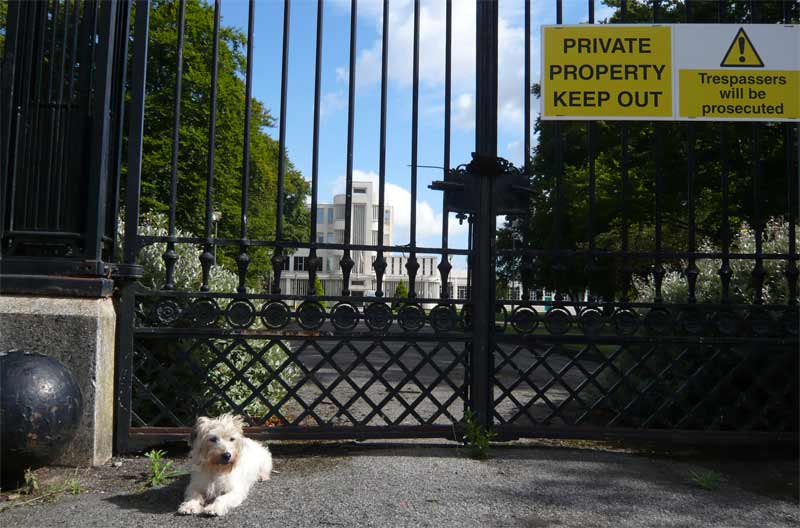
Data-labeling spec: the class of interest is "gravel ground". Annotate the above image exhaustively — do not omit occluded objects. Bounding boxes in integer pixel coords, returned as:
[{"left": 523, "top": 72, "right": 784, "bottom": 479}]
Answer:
[{"left": 1, "top": 442, "right": 797, "bottom": 528}]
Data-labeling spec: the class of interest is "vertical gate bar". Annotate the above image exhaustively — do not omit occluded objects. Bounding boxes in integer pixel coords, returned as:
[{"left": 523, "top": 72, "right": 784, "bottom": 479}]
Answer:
[
  {"left": 748, "top": 0, "right": 766, "bottom": 305},
  {"left": 51, "top": 0, "right": 72, "bottom": 224},
  {"left": 308, "top": 0, "right": 325, "bottom": 296},
  {"left": 163, "top": 0, "right": 186, "bottom": 290},
  {"left": 406, "top": 0, "right": 421, "bottom": 298},
  {"left": 618, "top": 0, "right": 630, "bottom": 304},
  {"left": 341, "top": 0, "right": 357, "bottom": 296},
  {"left": 0, "top": 0, "right": 22, "bottom": 242},
  {"left": 472, "top": 0, "right": 498, "bottom": 427},
  {"left": 437, "top": 0, "right": 452, "bottom": 300},
  {"left": 109, "top": 0, "right": 132, "bottom": 264},
  {"left": 586, "top": 0, "right": 597, "bottom": 301},
  {"left": 787, "top": 123, "right": 799, "bottom": 304},
  {"left": 374, "top": 0, "right": 388, "bottom": 298},
  {"left": 719, "top": 125, "right": 731, "bottom": 303},
  {"left": 520, "top": 0, "right": 532, "bottom": 302},
  {"left": 41, "top": 0, "right": 60, "bottom": 230},
  {"left": 651, "top": 0, "right": 665, "bottom": 302},
  {"left": 686, "top": 123, "right": 698, "bottom": 303},
  {"left": 716, "top": 1, "right": 731, "bottom": 304},
  {"left": 22, "top": 1, "right": 47, "bottom": 228},
  {"left": 200, "top": 0, "right": 221, "bottom": 292},
  {"left": 524, "top": 0, "right": 531, "bottom": 175},
  {"left": 85, "top": 0, "right": 118, "bottom": 264},
  {"left": 751, "top": 125, "right": 765, "bottom": 304},
  {"left": 552, "top": 0, "right": 564, "bottom": 302},
  {"left": 123, "top": 0, "right": 149, "bottom": 268},
  {"left": 55, "top": 0, "right": 81, "bottom": 229},
  {"left": 271, "top": 0, "right": 291, "bottom": 294},
  {"left": 116, "top": 0, "right": 151, "bottom": 454},
  {"left": 237, "top": 0, "right": 256, "bottom": 294}
]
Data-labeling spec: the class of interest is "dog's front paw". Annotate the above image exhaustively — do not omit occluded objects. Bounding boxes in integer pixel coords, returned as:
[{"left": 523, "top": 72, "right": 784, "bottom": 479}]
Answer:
[
  {"left": 203, "top": 502, "right": 230, "bottom": 517},
  {"left": 178, "top": 500, "right": 204, "bottom": 515}
]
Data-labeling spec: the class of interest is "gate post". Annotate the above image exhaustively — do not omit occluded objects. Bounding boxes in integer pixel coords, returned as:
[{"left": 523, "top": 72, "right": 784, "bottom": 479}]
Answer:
[{"left": 471, "top": 0, "right": 499, "bottom": 428}]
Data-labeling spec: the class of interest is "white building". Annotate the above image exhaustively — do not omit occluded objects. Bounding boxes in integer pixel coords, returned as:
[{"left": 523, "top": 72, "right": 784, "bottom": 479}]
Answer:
[{"left": 280, "top": 181, "right": 443, "bottom": 301}]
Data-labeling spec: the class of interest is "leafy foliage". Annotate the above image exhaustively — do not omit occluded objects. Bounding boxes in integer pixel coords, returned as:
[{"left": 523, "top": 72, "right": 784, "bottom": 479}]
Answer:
[
  {"left": 497, "top": 0, "right": 798, "bottom": 302},
  {"left": 462, "top": 409, "right": 496, "bottom": 460},
  {"left": 143, "top": 449, "right": 182, "bottom": 488},
  {"left": 136, "top": 0, "right": 309, "bottom": 289}
]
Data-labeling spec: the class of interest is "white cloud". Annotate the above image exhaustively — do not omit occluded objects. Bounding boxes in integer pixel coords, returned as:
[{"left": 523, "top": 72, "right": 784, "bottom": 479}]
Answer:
[
  {"left": 320, "top": 91, "right": 346, "bottom": 118},
  {"left": 335, "top": 67, "right": 349, "bottom": 83},
  {"left": 330, "top": 169, "right": 467, "bottom": 244},
  {"left": 334, "top": 1, "right": 544, "bottom": 141}
]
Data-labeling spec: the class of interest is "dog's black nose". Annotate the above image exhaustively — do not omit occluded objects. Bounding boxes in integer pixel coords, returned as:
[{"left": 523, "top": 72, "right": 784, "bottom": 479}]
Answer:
[{"left": 222, "top": 452, "right": 232, "bottom": 462}]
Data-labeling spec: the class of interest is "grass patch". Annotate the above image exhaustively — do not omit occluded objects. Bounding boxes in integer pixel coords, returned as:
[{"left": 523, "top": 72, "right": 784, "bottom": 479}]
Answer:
[
  {"left": 689, "top": 468, "right": 723, "bottom": 490},
  {"left": 0, "top": 468, "right": 84, "bottom": 512},
  {"left": 463, "top": 409, "right": 497, "bottom": 460},
  {"left": 142, "top": 449, "right": 184, "bottom": 489}
]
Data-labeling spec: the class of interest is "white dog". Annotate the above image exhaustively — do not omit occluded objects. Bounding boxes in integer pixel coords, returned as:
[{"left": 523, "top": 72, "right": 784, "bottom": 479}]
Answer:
[{"left": 177, "top": 413, "right": 272, "bottom": 517}]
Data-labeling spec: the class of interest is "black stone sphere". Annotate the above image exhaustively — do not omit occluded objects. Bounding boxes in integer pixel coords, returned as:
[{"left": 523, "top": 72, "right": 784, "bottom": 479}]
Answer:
[{"left": 0, "top": 351, "right": 83, "bottom": 481}]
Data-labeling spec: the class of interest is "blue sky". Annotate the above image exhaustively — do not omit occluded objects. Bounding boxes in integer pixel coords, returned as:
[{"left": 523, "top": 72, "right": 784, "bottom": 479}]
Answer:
[{"left": 218, "top": 0, "right": 614, "bottom": 265}]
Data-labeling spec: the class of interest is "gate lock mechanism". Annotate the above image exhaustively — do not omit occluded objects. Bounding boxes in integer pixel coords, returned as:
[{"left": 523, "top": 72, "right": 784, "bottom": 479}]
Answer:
[{"left": 428, "top": 153, "right": 533, "bottom": 216}]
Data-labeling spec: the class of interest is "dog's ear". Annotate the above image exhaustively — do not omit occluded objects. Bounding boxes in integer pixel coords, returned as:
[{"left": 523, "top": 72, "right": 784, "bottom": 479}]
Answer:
[
  {"left": 191, "top": 416, "right": 210, "bottom": 443},
  {"left": 230, "top": 413, "right": 246, "bottom": 432}
]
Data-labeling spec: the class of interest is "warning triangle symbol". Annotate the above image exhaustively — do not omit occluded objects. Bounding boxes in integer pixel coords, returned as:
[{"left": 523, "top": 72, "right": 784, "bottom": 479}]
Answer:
[{"left": 720, "top": 27, "right": 764, "bottom": 67}]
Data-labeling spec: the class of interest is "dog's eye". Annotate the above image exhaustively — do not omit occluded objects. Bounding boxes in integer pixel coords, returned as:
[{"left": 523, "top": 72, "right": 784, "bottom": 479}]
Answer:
[
  {"left": 229, "top": 437, "right": 235, "bottom": 442},
  {"left": 208, "top": 436, "right": 218, "bottom": 443}
]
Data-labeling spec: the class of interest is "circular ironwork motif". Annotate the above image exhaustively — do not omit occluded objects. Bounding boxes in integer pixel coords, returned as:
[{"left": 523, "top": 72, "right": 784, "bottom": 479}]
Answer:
[
  {"left": 780, "top": 309, "right": 798, "bottom": 336},
  {"left": 677, "top": 308, "right": 705, "bottom": 336},
  {"left": 189, "top": 299, "right": 220, "bottom": 326},
  {"left": 296, "top": 301, "right": 326, "bottom": 330},
  {"left": 544, "top": 307, "right": 571, "bottom": 335},
  {"left": 712, "top": 310, "right": 740, "bottom": 336},
  {"left": 747, "top": 307, "right": 773, "bottom": 336},
  {"left": 644, "top": 307, "right": 672, "bottom": 335},
  {"left": 429, "top": 304, "right": 459, "bottom": 332},
  {"left": 364, "top": 302, "right": 393, "bottom": 332},
  {"left": 510, "top": 305, "right": 539, "bottom": 334},
  {"left": 225, "top": 299, "right": 256, "bottom": 328},
  {"left": 578, "top": 306, "right": 604, "bottom": 335},
  {"left": 153, "top": 299, "right": 182, "bottom": 326},
  {"left": 398, "top": 304, "right": 426, "bottom": 332},
  {"left": 330, "top": 303, "right": 359, "bottom": 331},
  {"left": 613, "top": 308, "right": 640, "bottom": 336},
  {"left": 260, "top": 301, "right": 291, "bottom": 330}
]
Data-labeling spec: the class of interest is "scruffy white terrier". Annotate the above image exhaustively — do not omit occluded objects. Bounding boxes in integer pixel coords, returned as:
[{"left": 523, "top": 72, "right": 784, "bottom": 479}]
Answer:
[{"left": 177, "top": 413, "right": 272, "bottom": 517}]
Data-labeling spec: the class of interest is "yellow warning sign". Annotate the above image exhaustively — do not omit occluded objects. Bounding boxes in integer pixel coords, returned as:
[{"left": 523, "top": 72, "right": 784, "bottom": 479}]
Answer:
[
  {"left": 679, "top": 70, "right": 799, "bottom": 119},
  {"left": 541, "top": 25, "right": 672, "bottom": 119},
  {"left": 720, "top": 28, "right": 764, "bottom": 68}
]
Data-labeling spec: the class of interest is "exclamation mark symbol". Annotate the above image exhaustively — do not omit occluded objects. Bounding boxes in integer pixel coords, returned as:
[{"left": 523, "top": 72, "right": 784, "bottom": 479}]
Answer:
[{"left": 738, "top": 36, "right": 746, "bottom": 62}]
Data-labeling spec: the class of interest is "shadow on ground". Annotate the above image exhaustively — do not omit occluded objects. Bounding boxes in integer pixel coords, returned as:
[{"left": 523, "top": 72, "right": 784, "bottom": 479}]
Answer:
[{"left": 104, "top": 475, "right": 188, "bottom": 515}]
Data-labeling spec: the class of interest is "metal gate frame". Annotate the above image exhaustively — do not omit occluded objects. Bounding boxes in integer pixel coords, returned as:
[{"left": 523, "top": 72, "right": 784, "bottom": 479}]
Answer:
[{"left": 112, "top": 0, "right": 798, "bottom": 453}]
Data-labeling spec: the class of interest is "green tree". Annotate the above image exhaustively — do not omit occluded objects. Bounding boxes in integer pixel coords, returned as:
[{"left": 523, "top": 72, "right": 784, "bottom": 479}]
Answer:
[
  {"left": 137, "top": 0, "right": 309, "bottom": 289},
  {"left": 394, "top": 281, "right": 408, "bottom": 298}
]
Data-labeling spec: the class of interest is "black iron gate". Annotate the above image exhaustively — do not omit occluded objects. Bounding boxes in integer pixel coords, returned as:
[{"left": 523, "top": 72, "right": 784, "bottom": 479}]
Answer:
[{"left": 78, "top": 0, "right": 796, "bottom": 452}]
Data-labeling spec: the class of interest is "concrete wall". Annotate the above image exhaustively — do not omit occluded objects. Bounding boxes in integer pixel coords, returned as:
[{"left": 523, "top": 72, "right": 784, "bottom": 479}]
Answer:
[{"left": 0, "top": 296, "right": 116, "bottom": 466}]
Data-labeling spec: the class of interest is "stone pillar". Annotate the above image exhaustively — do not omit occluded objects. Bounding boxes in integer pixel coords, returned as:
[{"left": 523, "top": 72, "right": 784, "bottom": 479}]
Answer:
[{"left": 0, "top": 294, "right": 116, "bottom": 466}]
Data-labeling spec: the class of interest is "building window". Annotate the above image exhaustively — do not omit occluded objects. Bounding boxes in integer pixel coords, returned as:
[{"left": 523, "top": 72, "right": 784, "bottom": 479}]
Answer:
[
  {"left": 294, "top": 256, "right": 306, "bottom": 271},
  {"left": 458, "top": 286, "right": 469, "bottom": 299},
  {"left": 328, "top": 208, "right": 334, "bottom": 224},
  {"left": 280, "top": 256, "right": 290, "bottom": 271},
  {"left": 334, "top": 205, "right": 345, "bottom": 220},
  {"left": 317, "top": 233, "right": 324, "bottom": 243},
  {"left": 316, "top": 207, "right": 324, "bottom": 224},
  {"left": 335, "top": 230, "right": 345, "bottom": 243},
  {"left": 354, "top": 187, "right": 367, "bottom": 194},
  {"left": 384, "top": 208, "right": 391, "bottom": 222}
]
